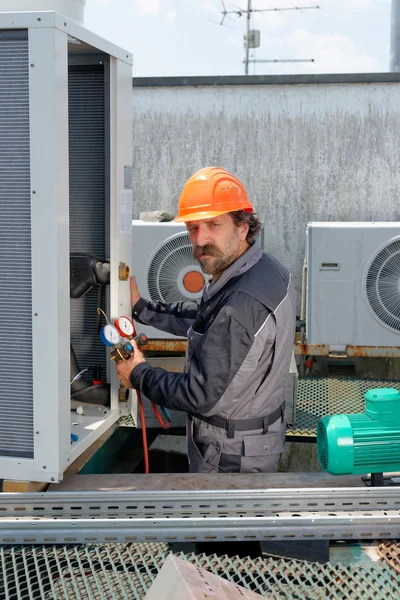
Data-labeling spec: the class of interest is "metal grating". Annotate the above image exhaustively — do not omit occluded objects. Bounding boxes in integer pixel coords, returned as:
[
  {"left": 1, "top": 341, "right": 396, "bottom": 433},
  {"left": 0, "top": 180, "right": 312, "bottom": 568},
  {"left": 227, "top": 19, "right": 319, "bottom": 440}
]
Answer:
[
  {"left": 1, "top": 542, "right": 400, "bottom": 599},
  {"left": 0, "top": 30, "right": 33, "bottom": 458},
  {"left": 69, "top": 65, "right": 108, "bottom": 379},
  {"left": 287, "top": 377, "right": 400, "bottom": 438},
  {"left": 379, "top": 540, "right": 400, "bottom": 576},
  {"left": 119, "top": 377, "right": 400, "bottom": 438}
]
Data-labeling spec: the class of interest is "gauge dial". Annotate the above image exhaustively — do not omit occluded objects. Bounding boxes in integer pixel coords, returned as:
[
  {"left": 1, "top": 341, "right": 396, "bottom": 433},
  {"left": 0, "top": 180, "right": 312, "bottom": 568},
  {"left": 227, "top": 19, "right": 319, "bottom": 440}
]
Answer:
[
  {"left": 114, "top": 316, "right": 135, "bottom": 338},
  {"left": 99, "top": 324, "right": 121, "bottom": 347}
]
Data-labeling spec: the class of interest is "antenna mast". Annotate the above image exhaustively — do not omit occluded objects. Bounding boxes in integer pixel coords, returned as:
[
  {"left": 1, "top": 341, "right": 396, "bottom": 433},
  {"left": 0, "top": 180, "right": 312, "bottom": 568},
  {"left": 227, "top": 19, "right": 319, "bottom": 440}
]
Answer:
[{"left": 220, "top": 1, "right": 320, "bottom": 74}]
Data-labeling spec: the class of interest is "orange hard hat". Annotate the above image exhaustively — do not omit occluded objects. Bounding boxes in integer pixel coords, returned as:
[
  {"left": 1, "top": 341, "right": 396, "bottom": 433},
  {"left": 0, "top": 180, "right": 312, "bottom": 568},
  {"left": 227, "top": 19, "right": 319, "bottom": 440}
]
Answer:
[{"left": 175, "top": 167, "right": 254, "bottom": 222}]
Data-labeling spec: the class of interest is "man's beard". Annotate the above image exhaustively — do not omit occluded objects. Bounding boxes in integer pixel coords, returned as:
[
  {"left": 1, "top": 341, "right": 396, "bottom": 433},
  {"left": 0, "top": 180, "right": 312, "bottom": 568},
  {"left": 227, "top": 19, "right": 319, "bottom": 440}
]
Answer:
[{"left": 193, "top": 243, "right": 237, "bottom": 276}]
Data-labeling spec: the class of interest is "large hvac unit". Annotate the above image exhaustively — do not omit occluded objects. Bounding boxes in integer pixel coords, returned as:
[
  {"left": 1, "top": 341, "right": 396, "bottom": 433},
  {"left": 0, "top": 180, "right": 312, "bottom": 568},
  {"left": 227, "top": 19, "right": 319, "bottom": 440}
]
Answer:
[
  {"left": 0, "top": 6, "right": 133, "bottom": 483},
  {"left": 306, "top": 222, "right": 400, "bottom": 351},
  {"left": 131, "top": 221, "right": 208, "bottom": 339}
]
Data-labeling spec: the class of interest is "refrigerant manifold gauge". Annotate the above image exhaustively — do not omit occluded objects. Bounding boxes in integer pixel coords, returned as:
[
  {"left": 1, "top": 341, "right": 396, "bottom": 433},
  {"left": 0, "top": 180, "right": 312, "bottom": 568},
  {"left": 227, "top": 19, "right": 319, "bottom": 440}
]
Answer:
[
  {"left": 99, "top": 324, "right": 121, "bottom": 347},
  {"left": 114, "top": 316, "right": 135, "bottom": 338}
]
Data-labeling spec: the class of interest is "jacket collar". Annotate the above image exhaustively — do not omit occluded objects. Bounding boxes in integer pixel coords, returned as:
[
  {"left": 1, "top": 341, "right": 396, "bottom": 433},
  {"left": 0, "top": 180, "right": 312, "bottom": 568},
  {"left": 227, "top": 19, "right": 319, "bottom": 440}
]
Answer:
[{"left": 202, "top": 242, "right": 262, "bottom": 302}]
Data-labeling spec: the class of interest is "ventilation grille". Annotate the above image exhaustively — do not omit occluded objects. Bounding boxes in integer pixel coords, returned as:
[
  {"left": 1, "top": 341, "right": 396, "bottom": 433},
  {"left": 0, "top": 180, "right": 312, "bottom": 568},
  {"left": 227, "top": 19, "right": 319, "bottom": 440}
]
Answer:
[
  {"left": 316, "top": 420, "right": 328, "bottom": 470},
  {"left": 69, "top": 66, "right": 107, "bottom": 379},
  {"left": 147, "top": 233, "right": 205, "bottom": 303},
  {"left": 0, "top": 31, "right": 33, "bottom": 458},
  {"left": 366, "top": 238, "right": 400, "bottom": 332}
]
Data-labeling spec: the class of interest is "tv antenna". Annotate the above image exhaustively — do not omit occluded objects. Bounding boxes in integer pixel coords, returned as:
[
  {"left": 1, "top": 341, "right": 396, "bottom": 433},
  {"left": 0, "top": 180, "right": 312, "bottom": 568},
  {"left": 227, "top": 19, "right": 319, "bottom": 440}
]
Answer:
[{"left": 220, "top": 1, "right": 320, "bottom": 74}]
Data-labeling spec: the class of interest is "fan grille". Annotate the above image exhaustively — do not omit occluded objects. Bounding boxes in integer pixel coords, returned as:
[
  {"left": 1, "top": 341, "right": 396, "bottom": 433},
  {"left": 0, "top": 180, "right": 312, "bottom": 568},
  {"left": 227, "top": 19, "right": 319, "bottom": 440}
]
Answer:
[
  {"left": 148, "top": 233, "right": 204, "bottom": 303},
  {"left": 365, "top": 237, "right": 400, "bottom": 332},
  {"left": 317, "top": 421, "right": 328, "bottom": 470}
]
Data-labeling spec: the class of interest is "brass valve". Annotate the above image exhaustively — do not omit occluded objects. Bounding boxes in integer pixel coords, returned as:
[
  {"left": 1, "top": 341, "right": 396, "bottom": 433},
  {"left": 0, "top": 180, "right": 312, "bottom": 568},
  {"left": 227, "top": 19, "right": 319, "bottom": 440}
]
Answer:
[{"left": 119, "top": 262, "right": 130, "bottom": 281}]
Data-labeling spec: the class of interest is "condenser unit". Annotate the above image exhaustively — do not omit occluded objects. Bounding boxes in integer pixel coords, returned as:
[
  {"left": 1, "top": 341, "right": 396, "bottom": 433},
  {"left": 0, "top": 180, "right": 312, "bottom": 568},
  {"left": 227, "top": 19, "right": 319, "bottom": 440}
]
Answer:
[
  {"left": 306, "top": 222, "right": 400, "bottom": 351},
  {"left": 0, "top": 7, "right": 133, "bottom": 483},
  {"left": 131, "top": 221, "right": 208, "bottom": 339}
]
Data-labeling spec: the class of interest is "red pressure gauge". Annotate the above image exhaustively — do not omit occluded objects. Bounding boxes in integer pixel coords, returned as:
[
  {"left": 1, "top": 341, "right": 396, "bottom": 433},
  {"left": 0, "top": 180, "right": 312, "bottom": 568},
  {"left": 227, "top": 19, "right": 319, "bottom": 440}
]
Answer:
[{"left": 114, "top": 316, "right": 135, "bottom": 338}]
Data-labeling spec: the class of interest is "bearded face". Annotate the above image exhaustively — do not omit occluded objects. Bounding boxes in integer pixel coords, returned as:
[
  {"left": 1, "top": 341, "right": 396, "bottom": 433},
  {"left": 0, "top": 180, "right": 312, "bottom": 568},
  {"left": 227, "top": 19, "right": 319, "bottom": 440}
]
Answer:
[{"left": 187, "top": 213, "right": 249, "bottom": 277}]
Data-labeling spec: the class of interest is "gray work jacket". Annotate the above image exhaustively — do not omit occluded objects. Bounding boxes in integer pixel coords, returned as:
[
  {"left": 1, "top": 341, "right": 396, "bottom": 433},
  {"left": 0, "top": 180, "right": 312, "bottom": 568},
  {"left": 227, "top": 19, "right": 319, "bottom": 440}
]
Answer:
[{"left": 131, "top": 243, "right": 296, "bottom": 473}]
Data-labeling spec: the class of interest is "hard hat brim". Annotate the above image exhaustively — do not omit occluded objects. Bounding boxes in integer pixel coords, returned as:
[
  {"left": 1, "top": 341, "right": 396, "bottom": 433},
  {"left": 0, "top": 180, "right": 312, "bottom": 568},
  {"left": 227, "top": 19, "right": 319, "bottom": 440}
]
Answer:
[{"left": 175, "top": 207, "right": 253, "bottom": 223}]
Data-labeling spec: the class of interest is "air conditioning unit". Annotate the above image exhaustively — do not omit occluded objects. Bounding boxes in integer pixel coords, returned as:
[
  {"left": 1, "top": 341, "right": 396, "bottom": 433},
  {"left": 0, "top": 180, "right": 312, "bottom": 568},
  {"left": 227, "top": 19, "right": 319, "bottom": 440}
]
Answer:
[
  {"left": 0, "top": 1, "right": 86, "bottom": 23},
  {"left": 0, "top": 9, "right": 133, "bottom": 483},
  {"left": 131, "top": 221, "right": 208, "bottom": 339},
  {"left": 306, "top": 222, "right": 400, "bottom": 351}
]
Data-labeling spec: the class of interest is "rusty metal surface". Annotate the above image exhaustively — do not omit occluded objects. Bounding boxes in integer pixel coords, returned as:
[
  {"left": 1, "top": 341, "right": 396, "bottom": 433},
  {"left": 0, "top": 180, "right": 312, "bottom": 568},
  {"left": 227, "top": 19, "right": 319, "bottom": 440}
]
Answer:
[
  {"left": 144, "top": 340, "right": 187, "bottom": 353},
  {"left": 346, "top": 346, "right": 400, "bottom": 358},
  {"left": 146, "top": 340, "right": 400, "bottom": 358},
  {"left": 294, "top": 343, "right": 400, "bottom": 358},
  {"left": 294, "top": 342, "right": 329, "bottom": 356}
]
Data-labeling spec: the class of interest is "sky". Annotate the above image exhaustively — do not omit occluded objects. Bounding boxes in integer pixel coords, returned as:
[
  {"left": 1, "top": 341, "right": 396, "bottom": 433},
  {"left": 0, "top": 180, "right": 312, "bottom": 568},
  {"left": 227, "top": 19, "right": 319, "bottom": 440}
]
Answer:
[{"left": 84, "top": 0, "right": 393, "bottom": 77}]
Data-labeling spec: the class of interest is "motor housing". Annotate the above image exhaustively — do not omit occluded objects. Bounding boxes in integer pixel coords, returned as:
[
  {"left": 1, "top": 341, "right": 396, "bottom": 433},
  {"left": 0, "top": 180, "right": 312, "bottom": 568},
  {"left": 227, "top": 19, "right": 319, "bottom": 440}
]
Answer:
[{"left": 317, "top": 388, "right": 400, "bottom": 475}]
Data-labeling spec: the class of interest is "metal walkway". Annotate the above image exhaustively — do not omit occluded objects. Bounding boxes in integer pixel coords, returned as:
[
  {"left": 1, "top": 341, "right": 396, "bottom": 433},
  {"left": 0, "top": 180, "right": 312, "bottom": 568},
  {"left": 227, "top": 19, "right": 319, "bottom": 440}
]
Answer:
[
  {"left": 3, "top": 377, "right": 400, "bottom": 598},
  {"left": 287, "top": 377, "right": 400, "bottom": 438},
  {"left": 1, "top": 541, "right": 400, "bottom": 599}
]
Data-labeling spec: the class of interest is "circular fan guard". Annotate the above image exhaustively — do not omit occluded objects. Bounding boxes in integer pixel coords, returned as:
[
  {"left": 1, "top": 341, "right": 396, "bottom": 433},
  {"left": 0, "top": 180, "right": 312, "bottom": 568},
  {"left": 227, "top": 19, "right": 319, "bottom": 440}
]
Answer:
[
  {"left": 365, "top": 237, "right": 400, "bottom": 332},
  {"left": 147, "top": 232, "right": 205, "bottom": 303}
]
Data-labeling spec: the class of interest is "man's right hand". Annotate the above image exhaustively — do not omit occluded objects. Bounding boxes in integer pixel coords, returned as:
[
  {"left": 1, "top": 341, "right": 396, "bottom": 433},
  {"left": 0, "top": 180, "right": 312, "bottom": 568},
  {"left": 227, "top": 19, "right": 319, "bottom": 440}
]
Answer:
[{"left": 130, "top": 276, "right": 141, "bottom": 310}]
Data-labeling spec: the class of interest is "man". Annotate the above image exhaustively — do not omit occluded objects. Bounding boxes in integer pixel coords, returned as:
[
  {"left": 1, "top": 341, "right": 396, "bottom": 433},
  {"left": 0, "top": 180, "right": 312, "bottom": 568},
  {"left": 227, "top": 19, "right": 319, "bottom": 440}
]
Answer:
[{"left": 117, "top": 166, "right": 296, "bottom": 473}]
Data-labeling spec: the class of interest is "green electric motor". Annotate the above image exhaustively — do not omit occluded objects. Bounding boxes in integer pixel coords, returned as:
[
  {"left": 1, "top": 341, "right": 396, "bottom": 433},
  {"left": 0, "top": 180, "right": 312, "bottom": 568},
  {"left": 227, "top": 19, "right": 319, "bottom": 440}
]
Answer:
[{"left": 317, "top": 388, "right": 400, "bottom": 475}]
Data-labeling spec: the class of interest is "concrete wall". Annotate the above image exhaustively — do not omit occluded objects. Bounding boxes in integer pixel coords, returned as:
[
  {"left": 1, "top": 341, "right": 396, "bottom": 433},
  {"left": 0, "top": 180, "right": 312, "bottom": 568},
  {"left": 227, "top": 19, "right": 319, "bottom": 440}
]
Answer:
[{"left": 131, "top": 74, "right": 400, "bottom": 305}]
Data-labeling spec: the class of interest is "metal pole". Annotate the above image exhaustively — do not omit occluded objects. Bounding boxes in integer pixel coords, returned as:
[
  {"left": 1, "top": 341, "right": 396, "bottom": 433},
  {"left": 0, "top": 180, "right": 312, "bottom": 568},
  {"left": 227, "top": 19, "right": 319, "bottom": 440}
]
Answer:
[
  {"left": 245, "top": 0, "right": 251, "bottom": 75},
  {"left": 391, "top": 0, "right": 400, "bottom": 71}
]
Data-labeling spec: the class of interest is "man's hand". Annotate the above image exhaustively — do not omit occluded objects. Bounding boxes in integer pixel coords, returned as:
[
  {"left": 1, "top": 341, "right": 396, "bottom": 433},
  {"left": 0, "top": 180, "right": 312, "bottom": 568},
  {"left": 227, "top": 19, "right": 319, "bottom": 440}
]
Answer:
[
  {"left": 130, "top": 276, "right": 141, "bottom": 310},
  {"left": 116, "top": 340, "right": 146, "bottom": 389}
]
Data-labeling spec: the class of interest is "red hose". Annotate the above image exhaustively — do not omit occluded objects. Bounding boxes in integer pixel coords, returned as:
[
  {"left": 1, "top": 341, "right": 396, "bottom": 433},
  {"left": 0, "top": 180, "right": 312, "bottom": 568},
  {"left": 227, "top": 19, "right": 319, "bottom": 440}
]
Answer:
[
  {"left": 151, "top": 402, "right": 171, "bottom": 430},
  {"left": 131, "top": 322, "right": 150, "bottom": 473},
  {"left": 131, "top": 320, "right": 170, "bottom": 473},
  {"left": 137, "top": 391, "right": 149, "bottom": 474}
]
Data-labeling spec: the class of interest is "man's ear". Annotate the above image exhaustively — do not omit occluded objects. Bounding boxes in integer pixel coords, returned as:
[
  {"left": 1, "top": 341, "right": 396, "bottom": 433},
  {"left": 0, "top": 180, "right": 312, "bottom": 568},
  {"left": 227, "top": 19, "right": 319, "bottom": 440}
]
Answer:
[{"left": 239, "top": 222, "right": 250, "bottom": 242}]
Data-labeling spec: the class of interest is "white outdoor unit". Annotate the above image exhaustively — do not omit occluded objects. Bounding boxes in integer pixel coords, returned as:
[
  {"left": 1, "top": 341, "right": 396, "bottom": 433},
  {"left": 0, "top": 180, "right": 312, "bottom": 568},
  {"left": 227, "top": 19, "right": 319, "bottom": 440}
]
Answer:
[
  {"left": 131, "top": 221, "right": 208, "bottom": 339},
  {"left": 306, "top": 222, "right": 400, "bottom": 351},
  {"left": 0, "top": 7, "right": 133, "bottom": 483}
]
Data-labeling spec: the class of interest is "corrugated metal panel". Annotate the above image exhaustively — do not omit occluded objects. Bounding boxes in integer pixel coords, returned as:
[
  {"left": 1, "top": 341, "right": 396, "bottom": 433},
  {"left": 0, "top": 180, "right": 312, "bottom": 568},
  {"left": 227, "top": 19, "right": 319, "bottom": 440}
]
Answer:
[
  {"left": 0, "top": 31, "right": 33, "bottom": 458},
  {"left": 69, "top": 65, "right": 107, "bottom": 379}
]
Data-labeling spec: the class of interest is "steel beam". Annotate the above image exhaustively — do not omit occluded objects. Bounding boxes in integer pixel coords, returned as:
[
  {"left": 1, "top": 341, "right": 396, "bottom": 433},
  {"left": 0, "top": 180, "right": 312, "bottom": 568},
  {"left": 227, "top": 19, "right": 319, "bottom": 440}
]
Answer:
[
  {"left": 0, "top": 488, "right": 399, "bottom": 544},
  {"left": 0, "top": 488, "right": 399, "bottom": 517},
  {"left": 0, "top": 513, "right": 399, "bottom": 545}
]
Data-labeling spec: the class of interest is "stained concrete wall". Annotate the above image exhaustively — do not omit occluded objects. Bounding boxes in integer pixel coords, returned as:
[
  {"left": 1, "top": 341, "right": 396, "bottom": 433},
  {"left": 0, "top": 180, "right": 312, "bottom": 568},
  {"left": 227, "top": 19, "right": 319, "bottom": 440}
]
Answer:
[{"left": 132, "top": 74, "right": 400, "bottom": 305}]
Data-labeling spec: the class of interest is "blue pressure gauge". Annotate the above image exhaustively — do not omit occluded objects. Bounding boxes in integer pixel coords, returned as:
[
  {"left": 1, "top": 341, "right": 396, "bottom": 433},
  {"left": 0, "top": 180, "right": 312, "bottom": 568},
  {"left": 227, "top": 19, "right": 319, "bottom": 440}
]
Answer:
[{"left": 99, "top": 324, "right": 121, "bottom": 347}]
